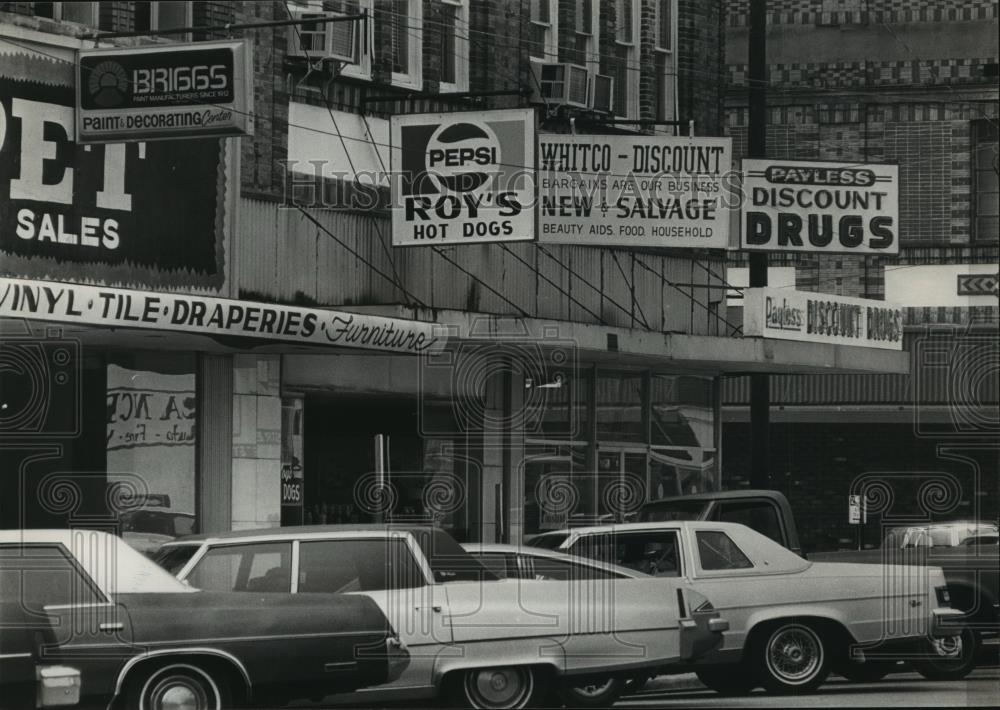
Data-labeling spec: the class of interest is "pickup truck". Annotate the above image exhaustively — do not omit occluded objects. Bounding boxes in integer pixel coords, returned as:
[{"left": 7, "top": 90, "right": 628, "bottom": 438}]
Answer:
[{"left": 638, "top": 489, "right": 998, "bottom": 680}]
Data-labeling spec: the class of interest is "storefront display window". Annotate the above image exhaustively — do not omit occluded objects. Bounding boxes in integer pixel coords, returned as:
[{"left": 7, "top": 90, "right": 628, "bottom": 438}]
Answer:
[
  {"left": 596, "top": 371, "right": 645, "bottom": 442},
  {"left": 106, "top": 351, "right": 198, "bottom": 549}
]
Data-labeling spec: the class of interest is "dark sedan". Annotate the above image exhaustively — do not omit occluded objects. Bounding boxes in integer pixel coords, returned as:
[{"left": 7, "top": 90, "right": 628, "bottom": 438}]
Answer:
[{"left": 0, "top": 529, "right": 408, "bottom": 710}]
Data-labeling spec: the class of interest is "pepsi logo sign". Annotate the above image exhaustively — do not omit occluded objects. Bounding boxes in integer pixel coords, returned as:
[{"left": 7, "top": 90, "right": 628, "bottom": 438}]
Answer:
[{"left": 425, "top": 121, "right": 500, "bottom": 194}]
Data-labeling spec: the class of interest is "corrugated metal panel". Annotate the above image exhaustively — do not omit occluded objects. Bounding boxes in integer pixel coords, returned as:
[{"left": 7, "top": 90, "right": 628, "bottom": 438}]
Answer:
[{"left": 235, "top": 198, "right": 725, "bottom": 335}]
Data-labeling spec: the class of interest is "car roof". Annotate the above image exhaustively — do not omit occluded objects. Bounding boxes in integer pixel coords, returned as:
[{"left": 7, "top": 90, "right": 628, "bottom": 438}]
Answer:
[
  {"left": 0, "top": 529, "right": 101, "bottom": 545},
  {"left": 643, "top": 489, "right": 785, "bottom": 506},
  {"left": 165, "top": 523, "right": 443, "bottom": 545},
  {"left": 528, "top": 520, "right": 729, "bottom": 538}
]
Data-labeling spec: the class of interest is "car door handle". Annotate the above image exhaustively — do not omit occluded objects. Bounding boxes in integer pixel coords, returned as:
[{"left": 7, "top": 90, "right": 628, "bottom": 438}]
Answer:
[
  {"left": 99, "top": 622, "right": 124, "bottom": 632},
  {"left": 415, "top": 606, "right": 443, "bottom": 613}
]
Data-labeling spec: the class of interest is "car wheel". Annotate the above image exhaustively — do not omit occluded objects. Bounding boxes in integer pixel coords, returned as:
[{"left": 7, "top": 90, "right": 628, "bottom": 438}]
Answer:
[
  {"left": 455, "top": 666, "right": 539, "bottom": 709},
  {"left": 912, "top": 627, "right": 979, "bottom": 681},
  {"left": 126, "top": 663, "right": 229, "bottom": 710},
  {"left": 837, "top": 660, "right": 895, "bottom": 682},
  {"left": 695, "top": 664, "right": 757, "bottom": 695},
  {"left": 556, "top": 675, "right": 623, "bottom": 708},
  {"left": 754, "top": 622, "right": 830, "bottom": 694}
]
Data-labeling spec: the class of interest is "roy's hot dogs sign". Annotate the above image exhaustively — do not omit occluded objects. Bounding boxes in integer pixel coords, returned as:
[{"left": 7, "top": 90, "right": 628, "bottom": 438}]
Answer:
[
  {"left": 391, "top": 109, "right": 535, "bottom": 246},
  {"left": 743, "top": 287, "right": 903, "bottom": 350},
  {"left": 741, "top": 159, "right": 899, "bottom": 255}
]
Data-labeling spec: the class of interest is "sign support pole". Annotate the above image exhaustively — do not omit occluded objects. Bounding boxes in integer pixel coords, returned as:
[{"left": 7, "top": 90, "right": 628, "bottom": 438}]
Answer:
[{"left": 748, "top": 0, "right": 770, "bottom": 489}]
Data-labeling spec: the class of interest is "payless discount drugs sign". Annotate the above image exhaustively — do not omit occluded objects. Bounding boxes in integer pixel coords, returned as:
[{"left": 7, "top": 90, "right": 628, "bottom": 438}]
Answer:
[
  {"left": 391, "top": 109, "right": 535, "bottom": 246},
  {"left": 538, "top": 135, "right": 732, "bottom": 249},
  {"left": 741, "top": 159, "right": 899, "bottom": 255}
]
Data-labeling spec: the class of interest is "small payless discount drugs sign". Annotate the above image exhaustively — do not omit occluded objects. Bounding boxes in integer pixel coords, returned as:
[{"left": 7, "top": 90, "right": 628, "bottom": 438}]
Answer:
[{"left": 390, "top": 109, "right": 536, "bottom": 246}]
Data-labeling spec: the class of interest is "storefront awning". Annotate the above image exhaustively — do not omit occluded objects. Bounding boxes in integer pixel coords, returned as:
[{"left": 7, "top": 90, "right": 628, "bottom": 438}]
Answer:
[{"left": 339, "top": 306, "right": 910, "bottom": 376}]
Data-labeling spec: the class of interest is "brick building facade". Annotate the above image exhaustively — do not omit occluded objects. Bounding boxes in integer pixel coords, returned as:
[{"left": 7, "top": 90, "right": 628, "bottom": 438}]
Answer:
[{"left": 722, "top": 0, "right": 999, "bottom": 550}]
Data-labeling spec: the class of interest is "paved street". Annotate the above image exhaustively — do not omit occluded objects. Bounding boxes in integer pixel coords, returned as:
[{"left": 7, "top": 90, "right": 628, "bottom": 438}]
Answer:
[{"left": 617, "top": 669, "right": 1000, "bottom": 707}]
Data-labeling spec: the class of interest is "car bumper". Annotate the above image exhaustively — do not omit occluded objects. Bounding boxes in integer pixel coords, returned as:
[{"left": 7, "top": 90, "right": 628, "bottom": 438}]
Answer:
[
  {"left": 931, "top": 608, "right": 967, "bottom": 638},
  {"left": 679, "top": 610, "right": 729, "bottom": 661}
]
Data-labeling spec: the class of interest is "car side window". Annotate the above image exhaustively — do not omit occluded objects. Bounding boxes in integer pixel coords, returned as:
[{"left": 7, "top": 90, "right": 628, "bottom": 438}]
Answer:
[
  {"left": 612, "top": 531, "right": 681, "bottom": 577},
  {"left": 0, "top": 544, "right": 105, "bottom": 608},
  {"left": 716, "top": 501, "right": 784, "bottom": 545},
  {"left": 187, "top": 542, "right": 292, "bottom": 592},
  {"left": 696, "top": 531, "right": 753, "bottom": 571},
  {"left": 473, "top": 553, "right": 512, "bottom": 580},
  {"left": 298, "top": 539, "right": 425, "bottom": 593},
  {"left": 525, "top": 556, "right": 622, "bottom": 581}
]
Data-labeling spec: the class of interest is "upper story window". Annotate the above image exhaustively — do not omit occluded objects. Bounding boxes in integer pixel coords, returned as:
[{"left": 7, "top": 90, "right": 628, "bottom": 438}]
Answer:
[
  {"left": 438, "top": 0, "right": 469, "bottom": 92},
  {"left": 376, "top": 0, "right": 422, "bottom": 89},
  {"left": 612, "top": 0, "right": 639, "bottom": 118},
  {"left": 528, "top": 0, "right": 558, "bottom": 60},
  {"left": 32, "top": 2, "right": 99, "bottom": 27},
  {"left": 573, "top": 0, "right": 596, "bottom": 69},
  {"left": 653, "top": 0, "right": 677, "bottom": 125},
  {"left": 288, "top": 0, "right": 374, "bottom": 79},
  {"left": 973, "top": 119, "right": 999, "bottom": 241},
  {"left": 134, "top": 1, "right": 193, "bottom": 41}
]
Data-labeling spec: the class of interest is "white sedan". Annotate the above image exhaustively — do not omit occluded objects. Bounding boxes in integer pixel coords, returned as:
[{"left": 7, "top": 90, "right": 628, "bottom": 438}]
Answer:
[
  {"left": 157, "top": 524, "right": 729, "bottom": 709},
  {"left": 527, "top": 521, "right": 965, "bottom": 695}
]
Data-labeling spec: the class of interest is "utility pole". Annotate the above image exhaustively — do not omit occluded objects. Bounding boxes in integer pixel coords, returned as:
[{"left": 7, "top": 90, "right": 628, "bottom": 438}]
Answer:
[{"left": 748, "top": 0, "right": 770, "bottom": 489}]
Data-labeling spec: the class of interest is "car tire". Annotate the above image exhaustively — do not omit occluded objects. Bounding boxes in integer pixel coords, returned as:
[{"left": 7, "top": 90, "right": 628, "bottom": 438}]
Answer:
[
  {"left": 695, "top": 664, "right": 757, "bottom": 695},
  {"left": 556, "top": 675, "right": 623, "bottom": 708},
  {"left": 453, "top": 666, "right": 541, "bottom": 709},
  {"left": 125, "top": 662, "right": 230, "bottom": 710},
  {"left": 837, "top": 660, "right": 895, "bottom": 683},
  {"left": 753, "top": 622, "right": 830, "bottom": 694},
  {"left": 912, "top": 627, "right": 979, "bottom": 681}
]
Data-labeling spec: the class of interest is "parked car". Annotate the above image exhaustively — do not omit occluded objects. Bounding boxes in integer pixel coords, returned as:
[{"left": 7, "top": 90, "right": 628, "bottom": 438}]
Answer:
[
  {"left": 0, "top": 529, "right": 408, "bottom": 710},
  {"left": 119, "top": 507, "right": 197, "bottom": 555},
  {"left": 638, "top": 489, "right": 997, "bottom": 680},
  {"left": 156, "top": 524, "right": 730, "bottom": 709},
  {"left": 0, "top": 601, "right": 81, "bottom": 709},
  {"left": 882, "top": 521, "right": 999, "bottom": 549},
  {"left": 526, "top": 520, "right": 964, "bottom": 694}
]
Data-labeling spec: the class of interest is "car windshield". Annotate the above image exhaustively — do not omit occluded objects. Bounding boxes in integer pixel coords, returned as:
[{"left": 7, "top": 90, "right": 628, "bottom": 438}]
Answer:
[
  {"left": 410, "top": 529, "right": 499, "bottom": 583},
  {"left": 152, "top": 544, "right": 201, "bottom": 575},
  {"left": 524, "top": 533, "right": 569, "bottom": 550},
  {"left": 639, "top": 500, "right": 707, "bottom": 522},
  {"left": 123, "top": 510, "right": 196, "bottom": 538}
]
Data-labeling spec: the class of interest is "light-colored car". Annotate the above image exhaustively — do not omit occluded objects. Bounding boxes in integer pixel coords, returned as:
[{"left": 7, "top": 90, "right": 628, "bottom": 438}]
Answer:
[
  {"left": 156, "top": 525, "right": 729, "bottom": 709},
  {"left": 527, "top": 521, "right": 964, "bottom": 695},
  {"left": 883, "top": 521, "right": 999, "bottom": 549}
]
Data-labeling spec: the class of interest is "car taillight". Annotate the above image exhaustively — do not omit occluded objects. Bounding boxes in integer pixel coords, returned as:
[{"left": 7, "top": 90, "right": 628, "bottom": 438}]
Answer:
[{"left": 935, "top": 586, "right": 951, "bottom": 607}]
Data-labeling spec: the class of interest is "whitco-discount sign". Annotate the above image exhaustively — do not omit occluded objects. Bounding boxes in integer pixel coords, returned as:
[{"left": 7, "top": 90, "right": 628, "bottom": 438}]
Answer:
[
  {"left": 538, "top": 135, "right": 732, "bottom": 249},
  {"left": 741, "top": 159, "right": 899, "bottom": 254},
  {"left": 391, "top": 109, "right": 535, "bottom": 246}
]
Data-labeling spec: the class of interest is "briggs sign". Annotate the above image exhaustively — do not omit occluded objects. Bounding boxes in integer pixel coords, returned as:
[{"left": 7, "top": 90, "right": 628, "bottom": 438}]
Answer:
[
  {"left": 76, "top": 40, "right": 252, "bottom": 143},
  {"left": 391, "top": 109, "right": 535, "bottom": 246},
  {"left": 741, "top": 158, "right": 899, "bottom": 255}
]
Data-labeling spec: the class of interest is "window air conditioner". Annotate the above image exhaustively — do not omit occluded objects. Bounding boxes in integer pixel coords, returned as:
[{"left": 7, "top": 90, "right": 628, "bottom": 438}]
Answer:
[
  {"left": 287, "top": 9, "right": 358, "bottom": 64},
  {"left": 529, "top": 60, "right": 591, "bottom": 109},
  {"left": 591, "top": 73, "right": 614, "bottom": 114}
]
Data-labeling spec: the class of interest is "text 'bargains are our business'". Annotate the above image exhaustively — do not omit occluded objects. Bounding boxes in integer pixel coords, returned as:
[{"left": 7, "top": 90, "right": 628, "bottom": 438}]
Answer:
[{"left": 538, "top": 135, "right": 733, "bottom": 249}]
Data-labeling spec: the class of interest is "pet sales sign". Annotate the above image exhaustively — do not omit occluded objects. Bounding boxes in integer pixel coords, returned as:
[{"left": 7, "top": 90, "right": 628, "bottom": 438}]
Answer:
[
  {"left": 743, "top": 287, "right": 903, "bottom": 350},
  {"left": 391, "top": 109, "right": 535, "bottom": 246},
  {"left": 77, "top": 41, "right": 253, "bottom": 143},
  {"left": 741, "top": 159, "right": 899, "bottom": 254}
]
